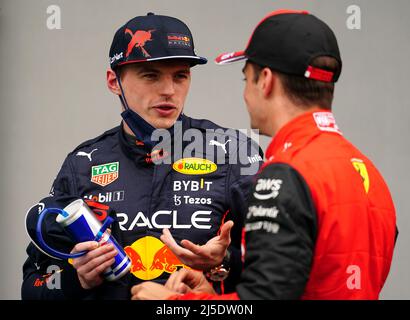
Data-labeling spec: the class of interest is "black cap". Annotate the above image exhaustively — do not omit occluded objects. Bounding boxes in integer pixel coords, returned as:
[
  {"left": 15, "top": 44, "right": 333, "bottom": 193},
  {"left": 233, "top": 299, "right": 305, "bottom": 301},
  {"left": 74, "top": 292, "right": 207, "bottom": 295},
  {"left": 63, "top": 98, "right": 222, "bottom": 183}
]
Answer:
[
  {"left": 215, "top": 10, "right": 342, "bottom": 82},
  {"left": 109, "top": 13, "right": 207, "bottom": 69}
]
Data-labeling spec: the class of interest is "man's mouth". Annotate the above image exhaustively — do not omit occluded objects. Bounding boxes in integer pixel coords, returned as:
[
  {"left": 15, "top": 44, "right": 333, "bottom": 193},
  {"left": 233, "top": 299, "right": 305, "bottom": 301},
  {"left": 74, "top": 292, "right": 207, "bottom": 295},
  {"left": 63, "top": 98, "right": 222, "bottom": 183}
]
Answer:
[
  {"left": 156, "top": 106, "right": 174, "bottom": 111},
  {"left": 153, "top": 103, "right": 176, "bottom": 110},
  {"left": 153, "top": 103, "right": 177, "bottom": 116}
]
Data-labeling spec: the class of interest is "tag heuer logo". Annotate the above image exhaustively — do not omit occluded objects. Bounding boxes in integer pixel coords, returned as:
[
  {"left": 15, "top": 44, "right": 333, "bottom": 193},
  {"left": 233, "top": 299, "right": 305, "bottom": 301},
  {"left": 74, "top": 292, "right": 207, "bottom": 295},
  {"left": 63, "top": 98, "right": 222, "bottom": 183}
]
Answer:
[{"left": 91, "top": 162, "right": 119, "bottom": 187}]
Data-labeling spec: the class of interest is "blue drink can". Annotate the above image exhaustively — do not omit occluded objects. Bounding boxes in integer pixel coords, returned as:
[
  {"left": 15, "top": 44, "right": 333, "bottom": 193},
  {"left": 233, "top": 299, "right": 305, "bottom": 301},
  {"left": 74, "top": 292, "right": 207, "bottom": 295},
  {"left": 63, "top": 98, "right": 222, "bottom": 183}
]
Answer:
[{"left": 37, "top": 199, "right": 131, "bottom": 281}]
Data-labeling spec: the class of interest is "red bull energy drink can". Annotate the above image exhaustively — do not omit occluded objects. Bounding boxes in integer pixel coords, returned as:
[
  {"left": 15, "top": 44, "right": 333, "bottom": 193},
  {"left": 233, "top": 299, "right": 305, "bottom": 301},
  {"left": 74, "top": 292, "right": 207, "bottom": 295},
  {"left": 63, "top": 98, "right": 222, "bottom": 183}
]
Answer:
[{"left": 37, "top": 199, "right": 131, "bottom": 281}]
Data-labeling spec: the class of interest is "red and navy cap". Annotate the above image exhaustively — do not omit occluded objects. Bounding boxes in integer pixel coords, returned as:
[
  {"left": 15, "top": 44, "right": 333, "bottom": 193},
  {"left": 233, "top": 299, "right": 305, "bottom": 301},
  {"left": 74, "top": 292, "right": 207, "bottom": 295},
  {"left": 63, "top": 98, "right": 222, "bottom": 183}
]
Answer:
[
  {"left": 109, "top": 13, "right": 207, "bottom": 69},
  {"left": 215, "top": 9, "right": 342, "bottom": 83}
]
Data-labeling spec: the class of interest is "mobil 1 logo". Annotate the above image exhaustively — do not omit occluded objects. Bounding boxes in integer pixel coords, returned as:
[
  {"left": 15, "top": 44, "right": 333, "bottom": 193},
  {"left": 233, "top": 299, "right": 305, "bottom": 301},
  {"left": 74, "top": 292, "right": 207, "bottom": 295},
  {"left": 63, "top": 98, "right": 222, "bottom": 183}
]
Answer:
[{"left": 84, "top": 190, "right": 125, "bottom": 203}]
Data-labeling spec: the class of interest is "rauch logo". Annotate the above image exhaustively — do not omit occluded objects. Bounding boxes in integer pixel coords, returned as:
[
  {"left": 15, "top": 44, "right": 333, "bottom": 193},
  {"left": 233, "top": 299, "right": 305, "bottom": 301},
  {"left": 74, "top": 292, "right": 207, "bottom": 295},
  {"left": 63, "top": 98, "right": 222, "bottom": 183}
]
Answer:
[{"left": 172, "top": 158, "right": 217, "bottom": 175}]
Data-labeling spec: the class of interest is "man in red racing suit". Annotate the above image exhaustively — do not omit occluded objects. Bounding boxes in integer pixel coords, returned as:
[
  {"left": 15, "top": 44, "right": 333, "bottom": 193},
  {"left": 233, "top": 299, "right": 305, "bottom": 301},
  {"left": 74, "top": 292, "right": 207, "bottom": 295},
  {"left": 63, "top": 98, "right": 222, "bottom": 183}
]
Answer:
[{"left": 131, "top": 9, "right": 397, "bottom": 300}]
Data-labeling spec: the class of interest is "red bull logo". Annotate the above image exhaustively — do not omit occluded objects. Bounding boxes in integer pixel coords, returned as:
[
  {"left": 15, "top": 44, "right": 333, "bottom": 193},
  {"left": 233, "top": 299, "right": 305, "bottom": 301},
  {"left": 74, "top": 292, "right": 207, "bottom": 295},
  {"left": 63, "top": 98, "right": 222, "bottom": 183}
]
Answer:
[
  {"left": 125, "top": 29, "right": 155, "bottom": 58},
  {"left": 124, "top": 246, "right": 146, "bottom": 272},
  {"left": 150, "top": 245, "right": 184, "bottom": 273},
  {"left": 124, "top": 236, "right": 188, "bottom": 280}
]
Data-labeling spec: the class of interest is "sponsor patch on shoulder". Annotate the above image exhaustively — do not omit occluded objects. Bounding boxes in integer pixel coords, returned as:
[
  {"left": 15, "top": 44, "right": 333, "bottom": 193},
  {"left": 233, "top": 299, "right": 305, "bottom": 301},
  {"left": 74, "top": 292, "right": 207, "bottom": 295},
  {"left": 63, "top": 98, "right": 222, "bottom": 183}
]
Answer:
[
  {"left": 351, "top": 158, "right": 370, "bottom": 194},
  {"left": 313, "top": 112, "right": 342, "bottom": 135},
  {"left": 253, "top": 178, "right": 283, "bottom": 200}
]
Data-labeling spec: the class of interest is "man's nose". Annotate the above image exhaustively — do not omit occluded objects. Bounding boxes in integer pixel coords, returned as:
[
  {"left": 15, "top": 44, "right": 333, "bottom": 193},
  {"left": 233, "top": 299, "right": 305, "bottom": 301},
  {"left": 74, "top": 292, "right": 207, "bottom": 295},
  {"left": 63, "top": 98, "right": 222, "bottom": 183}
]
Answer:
[{"left": 159, "top": 77, "right": 176, "bottom": 96}]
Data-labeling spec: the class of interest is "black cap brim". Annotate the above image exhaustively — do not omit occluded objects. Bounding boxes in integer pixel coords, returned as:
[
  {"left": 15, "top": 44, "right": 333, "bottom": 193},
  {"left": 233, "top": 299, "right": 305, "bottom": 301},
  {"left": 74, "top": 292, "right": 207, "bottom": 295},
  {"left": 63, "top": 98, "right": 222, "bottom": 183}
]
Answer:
[{"left": 117, "top": 55, "right": 207, "bottom": 68}]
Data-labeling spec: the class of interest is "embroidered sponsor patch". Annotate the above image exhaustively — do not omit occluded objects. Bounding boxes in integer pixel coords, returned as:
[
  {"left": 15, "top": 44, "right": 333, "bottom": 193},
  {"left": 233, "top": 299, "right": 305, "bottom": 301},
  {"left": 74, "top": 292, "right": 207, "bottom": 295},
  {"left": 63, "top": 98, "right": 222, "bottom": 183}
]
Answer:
[
  {"left": 167, "top": 33, "right": 192, "bottom": 48},
  {"left": 124, "top": 236, "right": 187, "bottom": 281},
  {"left": 91, "top": 162, "right": 119, "bottom": 187},
  {"left": 84, "top": 190, "right": 125, "bottom": 203},
  {"left": 351, "top": 158, "right": 370, "bottom": 193},
  {"left": 245, "top": 221, "right": 280, "bottom": 234},
  {"left": 172, "top": 158, "right": 217, "bottom": 175},
  {"left": 313, "top": 112, "right": 342, "bottom": 134},
  {"left": 247, "top": 205, "right": 279, "bottom": 219},
  {"left": 253, "top": 178, "right": 283, "bottom": 200}
]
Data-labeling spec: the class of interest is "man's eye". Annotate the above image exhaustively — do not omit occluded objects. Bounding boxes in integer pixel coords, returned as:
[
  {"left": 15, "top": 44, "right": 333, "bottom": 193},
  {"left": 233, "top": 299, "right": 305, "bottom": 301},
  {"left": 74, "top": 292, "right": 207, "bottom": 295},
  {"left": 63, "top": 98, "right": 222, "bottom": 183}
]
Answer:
[
  {"left": 175, "top": 73, "right": 189, "bottom": 80},
  {"left": 143, "top": 73, "right": 157, "bottom": 79}
]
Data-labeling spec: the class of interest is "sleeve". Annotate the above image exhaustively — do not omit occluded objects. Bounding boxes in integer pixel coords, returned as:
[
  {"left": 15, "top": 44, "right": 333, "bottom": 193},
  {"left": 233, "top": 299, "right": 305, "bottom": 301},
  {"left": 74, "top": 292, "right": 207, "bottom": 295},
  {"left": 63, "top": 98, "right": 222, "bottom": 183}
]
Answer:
[
  {"left": 235, "top": 162, "right": 317, "bottom": 300},
  {"left": 21, "top": 156, "right": 94, "bottom": 300},
  {"left": 21, "top": 243, "right": 89, "bottom": 300},
  {"left": 223, "top": 137, "right": 264, "bottom": 293}
]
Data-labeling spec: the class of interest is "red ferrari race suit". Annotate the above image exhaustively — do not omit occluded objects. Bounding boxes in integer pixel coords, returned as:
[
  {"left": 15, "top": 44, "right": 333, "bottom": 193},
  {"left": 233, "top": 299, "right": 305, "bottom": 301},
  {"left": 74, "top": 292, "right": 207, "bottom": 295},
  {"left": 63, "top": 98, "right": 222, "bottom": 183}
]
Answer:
[{"left": 173, "top": 109, "right": 397, "bottom": 300}]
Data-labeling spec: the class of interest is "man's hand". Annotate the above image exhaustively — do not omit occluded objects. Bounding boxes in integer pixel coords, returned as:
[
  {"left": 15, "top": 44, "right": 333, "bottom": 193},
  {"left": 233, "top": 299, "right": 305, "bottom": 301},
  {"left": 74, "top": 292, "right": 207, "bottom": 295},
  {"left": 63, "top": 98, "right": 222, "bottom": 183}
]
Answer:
[
  {"left": 131, "top": 282, "right": 178, "bottom": 300},
  {"left": 160, "top": 220, "right": 234, "bottom": 270},
  {"left": 166, "top": 268, "right": 216, "bottom": 295},
  {"left": 71, "top": 241, "right": 117, "bottom": 289}
]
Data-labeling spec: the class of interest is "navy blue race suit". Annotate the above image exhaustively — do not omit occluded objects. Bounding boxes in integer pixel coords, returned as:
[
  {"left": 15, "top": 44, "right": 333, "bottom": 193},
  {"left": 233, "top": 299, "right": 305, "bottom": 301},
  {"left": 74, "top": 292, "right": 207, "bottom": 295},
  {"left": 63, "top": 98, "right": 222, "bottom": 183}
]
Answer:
[{"left": 22, "top": 115, "right": 263, "bottom": 300}]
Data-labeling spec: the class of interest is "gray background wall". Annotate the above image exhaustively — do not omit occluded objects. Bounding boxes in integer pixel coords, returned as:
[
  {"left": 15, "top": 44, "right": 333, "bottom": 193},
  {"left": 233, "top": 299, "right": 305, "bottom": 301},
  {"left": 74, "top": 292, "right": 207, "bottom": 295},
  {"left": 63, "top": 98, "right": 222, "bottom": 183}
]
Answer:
[{"left": 0, "top": 0, "right": 408, "bottom": 299}]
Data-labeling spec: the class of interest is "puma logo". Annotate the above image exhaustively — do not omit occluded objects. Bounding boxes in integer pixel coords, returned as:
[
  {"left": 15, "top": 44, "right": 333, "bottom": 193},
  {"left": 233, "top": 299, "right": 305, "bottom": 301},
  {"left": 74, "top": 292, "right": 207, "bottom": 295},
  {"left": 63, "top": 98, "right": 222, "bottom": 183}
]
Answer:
[
  {"left": 76, "top": 149, "right": 98, "bottom": 162},
  {"left": 209, "top": 139, "right": 231, "bottom": 154}
]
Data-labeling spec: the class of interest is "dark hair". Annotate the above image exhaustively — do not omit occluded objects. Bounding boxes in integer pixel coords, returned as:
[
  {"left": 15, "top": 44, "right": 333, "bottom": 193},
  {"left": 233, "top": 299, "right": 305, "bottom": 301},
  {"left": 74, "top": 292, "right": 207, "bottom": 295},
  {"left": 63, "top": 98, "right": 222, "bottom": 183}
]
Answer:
[
  {"left": 250, "top": 57, "right": 341, "bottom": 110},
  {"left": 114, "top": 66, "right": 125, "bottom": 80}
]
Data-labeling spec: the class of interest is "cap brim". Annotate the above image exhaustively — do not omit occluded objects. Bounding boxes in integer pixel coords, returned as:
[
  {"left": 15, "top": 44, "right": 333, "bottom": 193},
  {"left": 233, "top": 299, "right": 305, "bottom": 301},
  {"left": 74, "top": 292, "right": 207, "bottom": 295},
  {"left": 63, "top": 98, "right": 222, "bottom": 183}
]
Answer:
[
  {"left": 215, "top": 50, "right": 247, "bottom": 65},
  {"left": 117, "top": 55, "right": 207, "bottom": 67}
]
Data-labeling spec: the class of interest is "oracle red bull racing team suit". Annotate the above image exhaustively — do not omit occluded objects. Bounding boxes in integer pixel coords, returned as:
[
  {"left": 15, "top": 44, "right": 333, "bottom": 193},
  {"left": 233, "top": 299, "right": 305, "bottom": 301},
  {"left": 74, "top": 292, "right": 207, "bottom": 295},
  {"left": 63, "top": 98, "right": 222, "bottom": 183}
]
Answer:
[
  {"left": 22, "top": 115, "right": 263, "bottom": 299},
  {"left": 174, "top": 110, "right": 397, "bottom": 300}
]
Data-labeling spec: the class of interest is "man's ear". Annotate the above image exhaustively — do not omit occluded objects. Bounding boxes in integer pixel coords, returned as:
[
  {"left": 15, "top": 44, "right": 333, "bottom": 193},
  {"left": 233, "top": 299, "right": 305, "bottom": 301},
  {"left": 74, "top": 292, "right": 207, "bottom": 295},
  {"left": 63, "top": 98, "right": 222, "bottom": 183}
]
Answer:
[
  {"left": 106, "top": 69, "right": 121, "bottom": 95},
  {"left": 260, "top": 67, "right": 274, "bottom": 98}
]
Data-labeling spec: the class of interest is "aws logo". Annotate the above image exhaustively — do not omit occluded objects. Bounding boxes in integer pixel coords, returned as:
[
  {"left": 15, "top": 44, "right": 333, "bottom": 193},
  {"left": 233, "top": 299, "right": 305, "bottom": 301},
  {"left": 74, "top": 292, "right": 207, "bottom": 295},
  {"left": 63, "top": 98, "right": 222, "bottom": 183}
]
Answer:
[
  {"left": 172, "top": 158, "right": 217, "bottom": 175},
  {"left": 351, "top": 158, "right": 370, "bottom": 194},
  {"left": 124, "top": 236, "right": 189, "bottom": 280}
]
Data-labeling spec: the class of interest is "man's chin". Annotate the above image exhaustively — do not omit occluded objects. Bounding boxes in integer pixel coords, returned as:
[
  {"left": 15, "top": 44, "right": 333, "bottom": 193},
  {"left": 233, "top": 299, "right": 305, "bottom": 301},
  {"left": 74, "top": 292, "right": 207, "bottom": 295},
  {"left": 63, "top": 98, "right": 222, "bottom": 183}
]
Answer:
[
  {"left": 152, "top": 117, "right": 180, "bottom": 130},
  {"left": 251, "top": 122, "right": 268, "bottom": 137}
]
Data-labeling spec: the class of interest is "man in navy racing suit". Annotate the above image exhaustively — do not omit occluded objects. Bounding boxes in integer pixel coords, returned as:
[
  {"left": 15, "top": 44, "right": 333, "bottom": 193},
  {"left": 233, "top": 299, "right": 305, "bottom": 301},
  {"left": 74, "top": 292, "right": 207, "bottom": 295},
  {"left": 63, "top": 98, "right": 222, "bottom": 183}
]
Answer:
[{"left": 22, "top": 13, "right": 262, "bottom": 300}]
